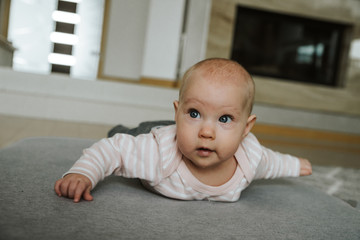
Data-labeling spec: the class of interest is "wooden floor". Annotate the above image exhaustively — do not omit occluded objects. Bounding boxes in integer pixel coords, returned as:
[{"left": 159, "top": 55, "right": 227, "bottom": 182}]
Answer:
[
  {"left": 1, "top": 114, "right": 359, "bottom": 168},
  {"left": 0, "top": 114, "right": 112, "bottom": 148}
]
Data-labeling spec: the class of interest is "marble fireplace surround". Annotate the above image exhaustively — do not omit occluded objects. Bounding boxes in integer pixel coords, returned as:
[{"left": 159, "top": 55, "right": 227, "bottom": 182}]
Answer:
[{"left": 205, "top": 0, "right": 360, "bottom": 116}]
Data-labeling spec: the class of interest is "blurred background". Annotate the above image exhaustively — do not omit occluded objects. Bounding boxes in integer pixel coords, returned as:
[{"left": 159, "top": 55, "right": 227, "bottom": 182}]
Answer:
[{"left": 0, "top": 0, "right": 360, "bottom": 168}]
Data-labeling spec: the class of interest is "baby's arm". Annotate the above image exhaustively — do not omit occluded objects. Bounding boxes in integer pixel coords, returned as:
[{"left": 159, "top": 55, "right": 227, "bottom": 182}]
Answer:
[
  {"left": 54, "top": 173, "right": 93, "bottom": 203},
  {"left": 254, "top": 145, "right": 312, "bottom": 179},
  {"left": 299, "top": 157, "right": 312, "bottom": 176},
  {"left": 54, "top": 131, "right": 162, "bottom": 202}
]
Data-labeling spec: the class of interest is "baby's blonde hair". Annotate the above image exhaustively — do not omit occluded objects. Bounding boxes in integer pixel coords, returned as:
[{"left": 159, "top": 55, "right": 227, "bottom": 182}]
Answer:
[{"left": 179, "top": 58, "right": 255, "bottom": 115}]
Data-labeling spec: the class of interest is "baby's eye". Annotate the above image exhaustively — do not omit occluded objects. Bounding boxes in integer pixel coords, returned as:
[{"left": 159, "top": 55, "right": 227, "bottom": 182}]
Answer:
[
  {"left": 219, "top": 115, "right": 232, "bottom": 123},
  {"left": 189, "top": 109, "right": 200, "bottom": 119}
]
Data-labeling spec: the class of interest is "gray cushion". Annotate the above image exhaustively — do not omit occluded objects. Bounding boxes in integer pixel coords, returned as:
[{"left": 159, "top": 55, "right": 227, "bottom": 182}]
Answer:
[{"left": 0, "top": 137, "right": 359, "bottom": 240}]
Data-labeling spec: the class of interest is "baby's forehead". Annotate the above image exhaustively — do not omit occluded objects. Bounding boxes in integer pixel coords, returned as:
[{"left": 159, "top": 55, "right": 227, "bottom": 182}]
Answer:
[
  {"left": 190, "top": 67, "right": 248, "bottom": 87},
  {"left": 185, "top": 72, "right": 248, "bottom": 100},
  {"left": 180, "top": 59, "right": 254, "bottom": 102}
]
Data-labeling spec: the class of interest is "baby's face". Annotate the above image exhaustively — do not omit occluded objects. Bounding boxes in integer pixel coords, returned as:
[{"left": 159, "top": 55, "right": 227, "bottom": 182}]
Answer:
[{"left": 174, "top": 71, "right": 254, "bottom": 170}]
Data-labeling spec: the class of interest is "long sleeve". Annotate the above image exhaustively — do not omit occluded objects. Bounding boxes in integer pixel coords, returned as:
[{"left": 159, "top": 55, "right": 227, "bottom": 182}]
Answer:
[
  {"left": 64, "top": 132, "right": 162, "bottom": 189},
  {"left": 254, "top": 145, "right": 300, "bottom": 180},
  {"left": 237, "top": 133, "right": 300, "bottom": 183}
]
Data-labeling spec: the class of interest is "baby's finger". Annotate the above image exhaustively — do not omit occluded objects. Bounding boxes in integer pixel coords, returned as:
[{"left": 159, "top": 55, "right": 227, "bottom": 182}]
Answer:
[
  {"left": 59, "top": 179, "right": 70, "bottom": 197},
  {"left": 306, "top": 164, "right": 312, "bottom": 175},
  {"left": 83, "top": 186, "right": 93, "bottom": 201},
  {"left": 67, "top": 180, "right": 79, "bottom": 199},
  {"left": 54, "top": 179, "right": 63, "bottom": 196},
  {"left": 73, "top": 182, "right": 87, "bottom": 203}
]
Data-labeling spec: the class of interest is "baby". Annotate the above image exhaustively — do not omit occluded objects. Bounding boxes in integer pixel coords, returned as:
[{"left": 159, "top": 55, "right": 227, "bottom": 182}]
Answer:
[{"left": 55, "top": 58, "right": 312, "bottom": 202}]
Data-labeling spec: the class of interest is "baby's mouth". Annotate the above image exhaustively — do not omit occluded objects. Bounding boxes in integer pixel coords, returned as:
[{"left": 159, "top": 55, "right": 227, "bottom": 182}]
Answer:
[{"left": 196, "top": 147, "right": 214, "bottom": 157}]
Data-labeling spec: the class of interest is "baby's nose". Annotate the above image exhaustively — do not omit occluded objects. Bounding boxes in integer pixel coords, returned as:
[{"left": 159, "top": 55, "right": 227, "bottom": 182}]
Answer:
[{"left": 199, "top": 123, "right": 215, "bottom": 139}]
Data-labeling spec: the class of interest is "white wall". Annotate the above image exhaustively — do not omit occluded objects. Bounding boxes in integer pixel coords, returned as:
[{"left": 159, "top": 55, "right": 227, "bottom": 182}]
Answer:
[
  {"left": 0, "top": 67, "right": 178, "bottom": 127},
  {"left": 102, "top": 0, "right": 149, "bottom": 80},
  {"left": 179, "top": 0, "right": 212, "bottom": 77},
  {"left": 72, "top": 0, "right": 105, "bottom": 80},
  {"left": 7, "top": 0, "right": 212, "bottom": 81},
  {"left": 8, "top": 0, "right": 105, "bottom": 80},
  {"left": 141, "top": 0, "right": 185, "bottom": 80},
  {"left": 1, "top": 67, "right": 360, "bottom": 134},
  {"left": 8, "top": 0, "right": 56, "bottom": 74},
  {"left": 101, "top": 0, "right": 211, "bottom": 81}
]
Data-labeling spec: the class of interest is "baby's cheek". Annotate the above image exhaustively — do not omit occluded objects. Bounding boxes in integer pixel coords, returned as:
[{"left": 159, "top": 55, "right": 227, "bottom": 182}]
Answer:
[
  {"left": 218, "top": 142, "right": 239, "bottom": 160},
  {"left": 178, "top": 144, "right": 193, "bottom": 162},
  {"left": 177, "top": 132, "right": 191, "bottom": 153}
]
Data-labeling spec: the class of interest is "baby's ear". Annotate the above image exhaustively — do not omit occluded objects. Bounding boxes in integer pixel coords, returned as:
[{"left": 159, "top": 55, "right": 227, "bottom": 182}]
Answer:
[
  {"left": 173, "top": 101, "right": 179, "bottom": 113},
  {"left": 173, "top": 101, "right": 179, "bottom": 121},
  {"left": 243, "top": 114, "right": 256, "bottom": 137}
]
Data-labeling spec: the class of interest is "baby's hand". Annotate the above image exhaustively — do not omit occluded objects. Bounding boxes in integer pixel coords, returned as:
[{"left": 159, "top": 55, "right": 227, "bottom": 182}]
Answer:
[
  {"left": 299, "top": 158, "right": 312, "bottom": 176},
  {"left": 54, "top": 173, "right": 93, "bottom": 203}
]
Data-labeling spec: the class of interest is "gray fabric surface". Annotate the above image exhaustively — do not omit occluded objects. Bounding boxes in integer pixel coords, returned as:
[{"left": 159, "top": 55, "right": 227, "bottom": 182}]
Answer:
[{"left": 0, "top": 137, "right": 359, "bottom": 240}]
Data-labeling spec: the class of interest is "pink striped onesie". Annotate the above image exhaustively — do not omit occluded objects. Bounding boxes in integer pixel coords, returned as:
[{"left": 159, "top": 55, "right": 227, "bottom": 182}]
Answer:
[{"left": 65, "top": 125, "right": 300, "bottom": 202}]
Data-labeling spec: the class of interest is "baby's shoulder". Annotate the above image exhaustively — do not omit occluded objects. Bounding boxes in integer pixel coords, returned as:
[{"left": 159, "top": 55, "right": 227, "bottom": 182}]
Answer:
[
  {"left": 235, "top": 133, "right": 263, "bottom": 182},
  {"left": 150, "top": 124, "right": 176, "bottom": 136},
  {"left": 151, "top": 125, "right": 181, "bottom": 177},
  {"left": 242, "top": 132, "right": 262, "bottom": 150}
]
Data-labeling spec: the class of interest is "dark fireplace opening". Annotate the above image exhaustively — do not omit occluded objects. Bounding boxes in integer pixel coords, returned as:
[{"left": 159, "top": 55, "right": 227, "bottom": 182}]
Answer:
[{"left": 231, "top": 6, "right": 352, "bottom": 87}]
